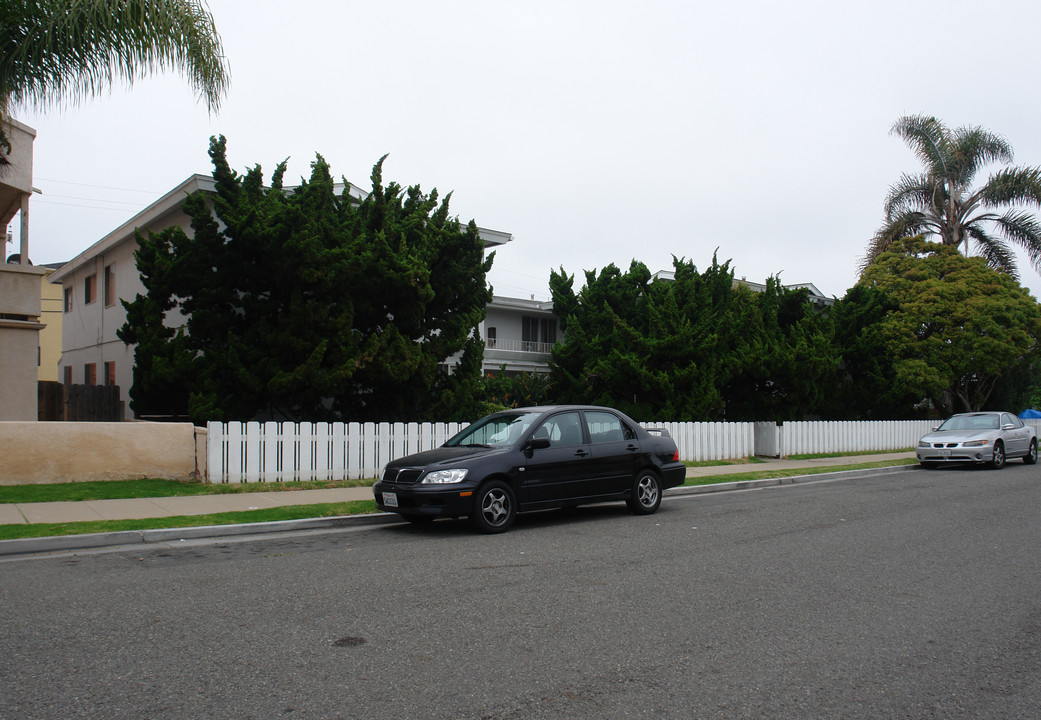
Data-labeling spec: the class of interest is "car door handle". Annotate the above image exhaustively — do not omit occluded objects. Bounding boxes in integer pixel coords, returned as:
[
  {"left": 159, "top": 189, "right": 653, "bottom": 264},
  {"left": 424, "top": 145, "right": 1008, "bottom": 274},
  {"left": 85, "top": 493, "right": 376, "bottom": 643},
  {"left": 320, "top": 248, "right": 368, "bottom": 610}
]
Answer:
[
  {"left": 626, "top": 444, "right": 639, "bottom": 452},
  {"left": 574, "top": 449, "right": 589, "bottom": 458}
]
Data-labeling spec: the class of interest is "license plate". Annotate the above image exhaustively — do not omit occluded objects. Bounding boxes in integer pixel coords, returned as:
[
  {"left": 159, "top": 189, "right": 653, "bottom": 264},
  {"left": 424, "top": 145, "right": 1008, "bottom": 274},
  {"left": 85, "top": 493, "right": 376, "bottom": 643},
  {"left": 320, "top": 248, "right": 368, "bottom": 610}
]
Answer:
[
  {"left": 382, "top": 492, "right": 398, "bottom": 508},
  {"left": 940, "top": 449, "right": 951, "bottom": 457}
]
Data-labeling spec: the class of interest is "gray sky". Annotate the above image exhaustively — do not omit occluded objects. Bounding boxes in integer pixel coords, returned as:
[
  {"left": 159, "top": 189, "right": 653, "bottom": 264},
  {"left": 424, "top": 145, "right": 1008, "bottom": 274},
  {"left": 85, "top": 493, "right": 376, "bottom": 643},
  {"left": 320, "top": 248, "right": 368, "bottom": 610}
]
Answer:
[{"left": 10, "top": 0, "right": 1041, "bottom": 301}]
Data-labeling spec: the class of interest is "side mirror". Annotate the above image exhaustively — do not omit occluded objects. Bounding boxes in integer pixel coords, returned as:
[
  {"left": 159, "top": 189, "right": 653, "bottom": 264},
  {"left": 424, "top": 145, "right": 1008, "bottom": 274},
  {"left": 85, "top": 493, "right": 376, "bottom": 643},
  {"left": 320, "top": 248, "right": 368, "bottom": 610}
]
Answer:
[{"left": 530, "top": 437, "right": 551, "bottom": 450}]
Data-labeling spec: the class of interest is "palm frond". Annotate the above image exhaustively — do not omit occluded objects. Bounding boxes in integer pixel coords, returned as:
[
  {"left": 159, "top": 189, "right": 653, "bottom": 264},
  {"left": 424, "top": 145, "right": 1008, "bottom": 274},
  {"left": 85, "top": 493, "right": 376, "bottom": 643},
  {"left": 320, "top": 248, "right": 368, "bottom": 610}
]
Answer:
[
  {"left": 882, "top": 172, "right": 936, "bottom": 220},
  {"left": 992, "top": 210, "right": 1041, "bottom": 272},
  {"left": 890, "top": 115, "right": 950, "bottom": 176},
  {"left": 947, "top": 124, "right": 1014, "bottom": 186},
  {"left": 981, "top": 167, "right": 1041, "bottom": 208},
  {"left": 0, "top": 0, "right": 229, "bottom": 114},
  {"left": 966, "top": 225, "right": 1018, "bottom": 279}
]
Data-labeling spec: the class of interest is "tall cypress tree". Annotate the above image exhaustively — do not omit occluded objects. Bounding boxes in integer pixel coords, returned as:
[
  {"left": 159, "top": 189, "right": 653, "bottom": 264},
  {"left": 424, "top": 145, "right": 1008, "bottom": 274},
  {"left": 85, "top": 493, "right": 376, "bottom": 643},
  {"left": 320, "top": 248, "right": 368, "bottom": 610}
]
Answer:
[
  {"left": 547, "top": 255, "right": 839, "bottom": 421},
  {"left": 121, "top": 136, "right": 493, "bottom": 423}
]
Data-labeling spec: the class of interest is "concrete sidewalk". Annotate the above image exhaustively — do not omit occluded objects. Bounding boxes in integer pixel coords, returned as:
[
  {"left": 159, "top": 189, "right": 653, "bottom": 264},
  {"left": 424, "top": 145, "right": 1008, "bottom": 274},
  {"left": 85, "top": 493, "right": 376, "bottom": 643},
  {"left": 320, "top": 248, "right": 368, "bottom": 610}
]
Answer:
[{"left": 0, "top": 453, "right": 917, "bottom": 526}]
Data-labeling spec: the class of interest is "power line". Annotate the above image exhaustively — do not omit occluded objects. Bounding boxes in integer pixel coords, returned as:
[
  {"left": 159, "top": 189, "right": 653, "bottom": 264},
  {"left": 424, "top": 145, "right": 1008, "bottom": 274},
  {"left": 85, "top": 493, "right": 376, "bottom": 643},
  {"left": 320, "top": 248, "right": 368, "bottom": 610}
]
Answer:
[
  {"left": 40, "top": 193, "right": 147, "bottom": 207},
  {"left": 33, "top": 198, "right": 141, "bottom": 212},
  {"left": 35, "top": 177, "right": 160, "bottom": 195}
]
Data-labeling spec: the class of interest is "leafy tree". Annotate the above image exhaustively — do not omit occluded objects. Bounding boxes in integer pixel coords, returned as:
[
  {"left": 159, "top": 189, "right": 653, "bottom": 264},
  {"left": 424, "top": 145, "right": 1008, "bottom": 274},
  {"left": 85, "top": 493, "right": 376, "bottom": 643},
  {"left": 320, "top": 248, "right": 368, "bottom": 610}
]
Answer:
[
  {"left": 859, "top": 236, "right": 1041, "bottom": 413},
  {"left": 0, "top": 0, "right": 228, "bottom": 165},
  {"left": 548, "top": 255, "right": 838, "bottom": 421},
  {"left": 483, "top": 368, "right": 551, "bottom": 410},
  {"left": 823, "top": 284, "right": 919, "bottom": 419},
  {"left": 865, "top": 115, "right": 1041, "bottom": 280},
  {"left": 120, "top": 136, "right": 493, "bottom": 423},
  {"left": 722, "top": 279, "right": 838, "bottom": 421}
]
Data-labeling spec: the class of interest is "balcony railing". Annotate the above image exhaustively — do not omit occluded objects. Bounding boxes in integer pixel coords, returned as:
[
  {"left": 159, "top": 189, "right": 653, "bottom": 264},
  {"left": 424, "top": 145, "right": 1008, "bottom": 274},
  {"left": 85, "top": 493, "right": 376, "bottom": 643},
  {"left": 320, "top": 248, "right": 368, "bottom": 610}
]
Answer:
[{"left": 485, "top": 338, "right": 554, "bottom": 354}]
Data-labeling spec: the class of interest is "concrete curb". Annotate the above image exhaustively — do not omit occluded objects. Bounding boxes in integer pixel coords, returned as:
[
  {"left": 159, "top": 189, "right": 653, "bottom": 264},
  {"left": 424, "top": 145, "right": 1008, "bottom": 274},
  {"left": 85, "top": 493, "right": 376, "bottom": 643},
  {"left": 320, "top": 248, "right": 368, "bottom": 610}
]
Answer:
[
  {"left": 665, "top": 463, "right": 915, "bottom": 497},
  {"left": 0, "top": 464, "right": 919, "bottom": 558}
]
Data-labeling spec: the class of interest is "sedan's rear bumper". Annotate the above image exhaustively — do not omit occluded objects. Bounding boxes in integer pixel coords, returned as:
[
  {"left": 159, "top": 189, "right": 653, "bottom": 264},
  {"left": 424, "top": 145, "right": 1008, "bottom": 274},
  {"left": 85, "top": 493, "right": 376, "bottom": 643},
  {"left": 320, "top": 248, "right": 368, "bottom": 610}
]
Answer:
[{"left": 660, "top": 462, "right": 688, "bottom": 489}]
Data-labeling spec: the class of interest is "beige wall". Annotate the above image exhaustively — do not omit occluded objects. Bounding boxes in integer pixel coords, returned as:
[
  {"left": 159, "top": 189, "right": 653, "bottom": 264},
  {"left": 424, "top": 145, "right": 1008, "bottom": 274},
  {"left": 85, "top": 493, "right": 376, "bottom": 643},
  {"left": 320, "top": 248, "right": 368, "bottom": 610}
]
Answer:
[
  {"left": 38, "top": 267, "right": 62, "bottom": 382},
  {"left": 0, "top": 264, "right": 46, "bottom": 420},
  {"left": 0, "top": 422, "right": 206, "bottom": 483}
]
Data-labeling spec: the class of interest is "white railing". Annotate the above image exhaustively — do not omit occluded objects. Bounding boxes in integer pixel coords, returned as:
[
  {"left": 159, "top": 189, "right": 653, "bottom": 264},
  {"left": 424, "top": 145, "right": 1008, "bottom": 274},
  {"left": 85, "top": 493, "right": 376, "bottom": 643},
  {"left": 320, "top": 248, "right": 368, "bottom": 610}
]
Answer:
[{"left": 485, "top": 338, "right": 554, "bottom": 354}]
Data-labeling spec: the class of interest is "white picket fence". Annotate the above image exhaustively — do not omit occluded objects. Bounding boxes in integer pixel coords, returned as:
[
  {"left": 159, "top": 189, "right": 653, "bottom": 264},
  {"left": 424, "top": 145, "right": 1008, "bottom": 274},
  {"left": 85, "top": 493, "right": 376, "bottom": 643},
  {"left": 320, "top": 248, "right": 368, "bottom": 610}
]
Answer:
[
  {"left": 206, "top": 421, "right": 467, "bottom": 484},
  {"left": 206, "top": 418, "right": 953, "bottom": 484},
  {"left": 775, "top": 420, "right": 935, "bottom": 457}
]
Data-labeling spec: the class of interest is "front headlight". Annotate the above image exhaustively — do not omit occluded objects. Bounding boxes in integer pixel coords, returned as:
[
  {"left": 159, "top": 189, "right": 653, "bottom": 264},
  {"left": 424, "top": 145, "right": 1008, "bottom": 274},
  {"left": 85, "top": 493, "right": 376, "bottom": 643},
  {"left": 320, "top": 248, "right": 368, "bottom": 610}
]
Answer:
[
  {"left": 420, "top": 468, "right": 469, "bottom": 484},
  {"left": 918, "top": 439, "right": 931, "bottom": 447},
  {"left": 962, "top": 439, "right": 988, "bottom": 447}
]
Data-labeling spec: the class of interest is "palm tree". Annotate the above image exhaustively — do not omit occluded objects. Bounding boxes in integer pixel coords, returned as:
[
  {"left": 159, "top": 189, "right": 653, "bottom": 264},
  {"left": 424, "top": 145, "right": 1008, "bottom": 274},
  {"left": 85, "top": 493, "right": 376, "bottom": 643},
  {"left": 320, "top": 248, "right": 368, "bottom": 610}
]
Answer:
[
  {"left": 0, "top": 0, "right": 230, "bottom": 164},
  {"left": 864, "top": 114, "right": 1041, "bottom": 280}
]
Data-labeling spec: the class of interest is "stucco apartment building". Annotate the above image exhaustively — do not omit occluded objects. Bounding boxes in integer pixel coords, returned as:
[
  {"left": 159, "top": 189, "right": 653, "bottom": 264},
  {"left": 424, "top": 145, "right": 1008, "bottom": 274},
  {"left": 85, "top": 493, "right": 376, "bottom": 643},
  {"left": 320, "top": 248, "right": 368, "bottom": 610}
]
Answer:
[{"left": 49, "top": 175, "right": 544, "bottom": 419}]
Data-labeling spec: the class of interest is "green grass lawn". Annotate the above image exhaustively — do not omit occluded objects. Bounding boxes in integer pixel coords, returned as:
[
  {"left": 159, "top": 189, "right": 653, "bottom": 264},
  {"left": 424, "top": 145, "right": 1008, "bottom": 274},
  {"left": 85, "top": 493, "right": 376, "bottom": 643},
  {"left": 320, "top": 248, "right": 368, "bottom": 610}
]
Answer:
[
  {"left": 0, "top": 500, "right": 379, "bottom": 541},
  {"left": 0, "top": 477, "right": 375, "bottom": 504}
]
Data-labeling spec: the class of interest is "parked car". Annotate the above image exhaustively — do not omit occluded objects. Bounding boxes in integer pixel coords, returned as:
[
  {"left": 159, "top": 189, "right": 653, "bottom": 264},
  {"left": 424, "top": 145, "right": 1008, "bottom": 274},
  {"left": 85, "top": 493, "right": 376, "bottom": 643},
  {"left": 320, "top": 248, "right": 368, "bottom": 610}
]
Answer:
[
  {"left": 916, "top": 411, "right": 1038, "bottom": 469},
  {"left": 373, "top": 405, "right": 687, "bottom": 533}
]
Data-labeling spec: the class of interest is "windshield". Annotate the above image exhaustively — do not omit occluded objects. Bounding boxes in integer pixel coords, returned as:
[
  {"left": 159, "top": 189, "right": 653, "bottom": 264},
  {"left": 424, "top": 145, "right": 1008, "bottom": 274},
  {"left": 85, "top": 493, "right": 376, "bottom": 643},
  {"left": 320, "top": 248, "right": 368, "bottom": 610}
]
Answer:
[
  {"left": 445, "top": 411, "right": 544, "bottom": 448},
  {"left": 937, "top": 414, "right": 999, "bottom": 431}
]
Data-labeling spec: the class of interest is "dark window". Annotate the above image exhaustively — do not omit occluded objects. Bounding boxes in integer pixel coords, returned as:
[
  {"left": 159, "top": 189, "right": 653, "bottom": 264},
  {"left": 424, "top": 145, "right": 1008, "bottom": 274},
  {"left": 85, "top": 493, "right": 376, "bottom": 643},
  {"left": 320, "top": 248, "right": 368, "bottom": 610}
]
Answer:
[
  {"left": 84, "top": 363, "right": 97, "bottom": 385},
  {"left": 104, "top": 361, "right": 116, "bottom": 386},
  {"left": 84, "top": 274, "right": 97, "bottom": 304},
  {"left": 487, "top": 326, "right": 496, "bottom": 347},
  {"left": 104, "top": 265, "right": 115, "bottom": 307},
  {"left": 584, "top": 410, "right": 634, "bottom": 443},
  {"left": 533, "top": 411, "right": 584, "bottom": 447},
  {"left": 63, "top": 286, "right": 73, "bottom": 313},
  {"left": 521, "top": 316, "right": 557, "bottom": 347}
]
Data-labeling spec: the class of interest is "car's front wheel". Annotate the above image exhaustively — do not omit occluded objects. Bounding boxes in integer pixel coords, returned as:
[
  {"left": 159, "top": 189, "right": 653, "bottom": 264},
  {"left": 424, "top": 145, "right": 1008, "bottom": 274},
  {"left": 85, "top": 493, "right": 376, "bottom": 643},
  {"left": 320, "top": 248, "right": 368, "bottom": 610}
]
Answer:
[
  {"left": 470, "top": 480, "right": 517, "bottom": 533},
  {"left": 991, "top": 441, "right": 1006, "bottom": 469},
  {"left": 1024, "top": 439, "right": 1038, "bottom": 465},
  {"left": 627, "top": 470, "right": 662, "bottom": 515}
]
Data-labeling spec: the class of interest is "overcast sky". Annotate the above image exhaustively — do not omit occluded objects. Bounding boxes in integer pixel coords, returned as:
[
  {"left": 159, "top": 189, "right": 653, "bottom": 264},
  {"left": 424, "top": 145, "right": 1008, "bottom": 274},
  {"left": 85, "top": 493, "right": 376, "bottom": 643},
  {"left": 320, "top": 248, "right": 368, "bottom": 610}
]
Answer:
[{"left": 9, "top": 0, "right": 1041, "bottom": 301}]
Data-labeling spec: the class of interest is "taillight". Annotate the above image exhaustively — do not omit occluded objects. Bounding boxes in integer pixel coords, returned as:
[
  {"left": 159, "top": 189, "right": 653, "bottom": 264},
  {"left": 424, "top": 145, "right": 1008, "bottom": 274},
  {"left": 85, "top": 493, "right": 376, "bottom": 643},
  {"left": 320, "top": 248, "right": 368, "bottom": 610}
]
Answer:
[{"left": 672, "top": 449, "right": 679, "bottom": 461}]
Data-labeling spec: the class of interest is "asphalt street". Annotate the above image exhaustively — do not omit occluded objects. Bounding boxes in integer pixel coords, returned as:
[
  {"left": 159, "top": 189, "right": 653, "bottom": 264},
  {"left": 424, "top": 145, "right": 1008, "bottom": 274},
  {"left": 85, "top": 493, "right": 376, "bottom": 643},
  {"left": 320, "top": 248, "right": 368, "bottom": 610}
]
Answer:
[{"left": 2, "top": 463, "right": 1040, "bottom": 719}]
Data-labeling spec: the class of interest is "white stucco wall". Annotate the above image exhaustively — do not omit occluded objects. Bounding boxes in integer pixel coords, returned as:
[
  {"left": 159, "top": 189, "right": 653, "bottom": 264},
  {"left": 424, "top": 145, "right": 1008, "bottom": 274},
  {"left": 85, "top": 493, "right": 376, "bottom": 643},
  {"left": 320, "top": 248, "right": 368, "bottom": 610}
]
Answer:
[{"left": 51, "top": 178, "right": 205, "bottom": 419}]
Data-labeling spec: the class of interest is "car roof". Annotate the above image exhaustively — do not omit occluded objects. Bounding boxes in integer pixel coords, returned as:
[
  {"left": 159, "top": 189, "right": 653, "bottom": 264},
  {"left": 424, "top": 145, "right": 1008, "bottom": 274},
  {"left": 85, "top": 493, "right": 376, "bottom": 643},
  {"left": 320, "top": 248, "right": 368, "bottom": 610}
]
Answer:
[{"left": 497, "top": 405, "right": 621, "bottom": 413}]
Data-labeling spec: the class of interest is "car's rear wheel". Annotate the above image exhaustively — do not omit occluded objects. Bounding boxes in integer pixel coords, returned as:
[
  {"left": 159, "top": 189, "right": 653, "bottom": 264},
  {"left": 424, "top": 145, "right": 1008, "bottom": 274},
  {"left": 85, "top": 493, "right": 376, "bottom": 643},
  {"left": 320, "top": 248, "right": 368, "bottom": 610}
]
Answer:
[
  {"left": 1024, "top": 439, "right": 1038, "bottom": 465},
  {"left": 470, "top": 480, "right": 516, "bottom": 533},
  {"left": 991, "top": 441, "right": 1006, "bottom": 469},
  {"left": 627, "top": 470, "right": 662, "bottom": 515}
]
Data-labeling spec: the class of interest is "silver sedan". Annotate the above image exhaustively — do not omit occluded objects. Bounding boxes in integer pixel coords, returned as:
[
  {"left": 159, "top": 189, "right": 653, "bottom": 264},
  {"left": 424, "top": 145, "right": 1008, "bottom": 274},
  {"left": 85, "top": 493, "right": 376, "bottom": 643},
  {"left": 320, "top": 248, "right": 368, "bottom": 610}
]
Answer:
[{"left": 916, "top": 411, "right": 1038, "bottom": 469}]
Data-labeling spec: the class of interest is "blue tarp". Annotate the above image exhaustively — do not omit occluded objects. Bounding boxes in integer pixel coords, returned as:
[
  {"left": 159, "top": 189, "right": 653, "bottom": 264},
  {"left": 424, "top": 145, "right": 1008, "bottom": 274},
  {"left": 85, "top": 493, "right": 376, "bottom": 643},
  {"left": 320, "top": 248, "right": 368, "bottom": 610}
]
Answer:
[{"left": 1019, "top": 409, "right": 1041, "bottom": 419}]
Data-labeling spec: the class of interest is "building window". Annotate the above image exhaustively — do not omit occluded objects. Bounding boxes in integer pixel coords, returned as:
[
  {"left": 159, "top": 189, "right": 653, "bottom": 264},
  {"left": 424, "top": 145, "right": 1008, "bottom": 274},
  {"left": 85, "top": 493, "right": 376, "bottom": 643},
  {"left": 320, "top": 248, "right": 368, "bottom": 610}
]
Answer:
[
  {"left": 521, "top": 316, "right": 557, "bottom": 349},
  {"left": 84, "top": 363, "right": 97, "bottom": 385},
  {"left": 84, "top": 273, "right": 97, "bottom": 304},
  {"left": 63, "top": 366, "right": 73, "bottom": 385},
  {"left": 487, "top": 327, "right": 497, "bottom": 347},
  {"left": 104, "top": 264, "right": 116, "bottom": 307},
  {"left": 63, "top": 286, "right": 73, "bottom": 313},
  {"left": 104, "top": 361, "right": 116, "bottom": 386}
]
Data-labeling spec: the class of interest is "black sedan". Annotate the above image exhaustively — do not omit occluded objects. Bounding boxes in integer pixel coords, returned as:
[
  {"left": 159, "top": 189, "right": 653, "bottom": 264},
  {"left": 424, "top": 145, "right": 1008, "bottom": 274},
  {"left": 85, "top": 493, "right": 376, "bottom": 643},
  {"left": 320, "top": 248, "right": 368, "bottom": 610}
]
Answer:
[{"left": 373, "top": 405, "right": 687, "bottom": 533}]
